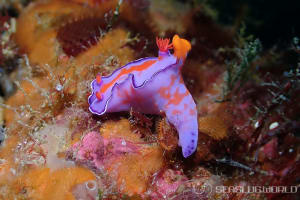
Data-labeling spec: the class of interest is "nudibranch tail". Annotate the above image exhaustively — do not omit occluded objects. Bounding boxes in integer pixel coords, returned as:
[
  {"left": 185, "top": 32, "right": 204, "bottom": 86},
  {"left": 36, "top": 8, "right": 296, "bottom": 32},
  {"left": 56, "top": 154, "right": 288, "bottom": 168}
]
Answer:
[
  {"left": 88, "top": 35, "right": 198, "bottom": 158},
  {"left": 164, "top": 99, "right": 198, "bottom": 158}
]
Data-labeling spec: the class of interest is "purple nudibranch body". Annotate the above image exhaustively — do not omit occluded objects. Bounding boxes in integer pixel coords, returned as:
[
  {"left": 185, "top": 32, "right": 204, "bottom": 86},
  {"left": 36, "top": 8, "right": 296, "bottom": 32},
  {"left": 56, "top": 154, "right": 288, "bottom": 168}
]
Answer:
[{"left": 88, "top": 35, "right": 198, "bottom": 157}]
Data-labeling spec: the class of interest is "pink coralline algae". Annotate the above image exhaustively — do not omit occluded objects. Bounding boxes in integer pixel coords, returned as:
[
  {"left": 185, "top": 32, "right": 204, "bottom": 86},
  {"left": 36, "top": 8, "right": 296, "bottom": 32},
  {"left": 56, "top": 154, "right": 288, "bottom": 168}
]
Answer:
[
  {"left": 71, "top": 131, "right": 140, "bottom": 168},
  {"left": 88, "top": 35, "right": 198, "bottom": 157},
  {"left": 150, "top": 169, "right": 188, "bottom": 200},
  {"left": 72, "top": 132, "right": 104, "bottom": 168}
]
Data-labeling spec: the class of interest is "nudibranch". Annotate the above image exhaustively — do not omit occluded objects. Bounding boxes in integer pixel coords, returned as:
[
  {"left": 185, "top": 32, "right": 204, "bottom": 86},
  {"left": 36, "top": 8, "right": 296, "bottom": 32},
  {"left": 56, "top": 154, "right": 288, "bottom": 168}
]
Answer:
[{"left": 88, "top": 35, "right": 198, "bottom": 158}]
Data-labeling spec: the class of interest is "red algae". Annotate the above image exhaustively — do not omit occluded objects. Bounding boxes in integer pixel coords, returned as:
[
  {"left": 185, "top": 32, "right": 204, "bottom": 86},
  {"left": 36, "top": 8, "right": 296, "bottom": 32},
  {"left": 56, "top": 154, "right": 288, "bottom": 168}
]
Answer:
[
  {"left": 57, "top": 17, "right": 106, "bottom": 57},
  {"left": 156, "top": 118, "right": 178, "bottom": 151},
  {"left": 69, "top": 119, "right": 164, "bottom": 196},
  {"left": 149, "top": 169, "right": 188, "bottom": 200},
  {"left": 71, "top": 131, "right": 141, "bottom": 168}
]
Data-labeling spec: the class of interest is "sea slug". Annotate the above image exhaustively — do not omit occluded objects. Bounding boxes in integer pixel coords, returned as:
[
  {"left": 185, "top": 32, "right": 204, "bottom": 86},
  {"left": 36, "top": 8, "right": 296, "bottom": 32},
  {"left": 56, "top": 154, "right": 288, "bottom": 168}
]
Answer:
[{"left": 88, "top": 35, "right": 198, "bottom": 157}]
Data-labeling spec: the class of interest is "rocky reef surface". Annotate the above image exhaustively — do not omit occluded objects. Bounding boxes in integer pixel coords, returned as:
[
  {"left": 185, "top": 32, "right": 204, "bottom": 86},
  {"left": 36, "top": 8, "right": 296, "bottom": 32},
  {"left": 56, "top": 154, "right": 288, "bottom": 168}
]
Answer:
[{"left": 0, "top": 0, "right": 299, "bottom": 199}]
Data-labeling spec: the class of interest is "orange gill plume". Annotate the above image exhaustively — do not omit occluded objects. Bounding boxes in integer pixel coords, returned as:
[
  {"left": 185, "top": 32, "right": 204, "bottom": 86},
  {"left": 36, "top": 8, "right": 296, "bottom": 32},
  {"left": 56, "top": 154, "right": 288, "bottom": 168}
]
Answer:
[{"left": 156, "top": 37, "right": 173, "bottom": 52}]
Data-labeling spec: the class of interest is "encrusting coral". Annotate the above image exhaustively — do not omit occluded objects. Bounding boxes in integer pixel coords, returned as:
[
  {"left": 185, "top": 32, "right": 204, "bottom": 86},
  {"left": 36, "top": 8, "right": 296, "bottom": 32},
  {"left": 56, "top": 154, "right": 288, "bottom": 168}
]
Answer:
[
  {"left": 15, "top": 167, "right": 96, "bottom": 200},
  {"left": 69, "top": 119, "right": 164, "bottom": 195},
  {"left": 198, "top": 103, "right": 232, "bottom": 140},
  {"left": 4, "top": 78, "right": 52, "bottom": 125},
  {"left": 14, "top": 0, "right": 135, "bottom": 71}
]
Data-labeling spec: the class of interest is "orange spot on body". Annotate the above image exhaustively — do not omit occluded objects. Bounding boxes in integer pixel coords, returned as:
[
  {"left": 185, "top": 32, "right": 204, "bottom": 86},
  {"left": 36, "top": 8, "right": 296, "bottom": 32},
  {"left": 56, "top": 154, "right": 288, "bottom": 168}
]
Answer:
[
  {"left": 121, "top": 87, "right": 138, "bottom": 105},
  {"left": 172, "top": 109, "right": 182, "bottom": 115},
  {"left": 121, "top": 89, "right": 131, "bottom": 104},
  {"left": 100, "top": 60, "right": 156, "bottom": 93},
  {"left": 121, "top": 86, "right": 147, "bottom": 108},
  {"left": 179, "top": 75, "right": 184, "bottom": 84},
  {"left": 166, "top": 88, "right": 189, "bottom": 106},
  {"left": 96, "top": 91, "right": 103, "bottom": 100},
  {"left": 96, "top": 74, "right": 102, "bottom": 84},
  {"left": 184, "top": 104, "right": 188, "bottom": 109},
  {"left": 158, "top": 75, "right": 177, "bottom": 99},
  {"left": 116, "top": 88, "right": 123, "bottom": 98},
  {"left": 189, "top": 109, "right": 196, "bottom": 116}
]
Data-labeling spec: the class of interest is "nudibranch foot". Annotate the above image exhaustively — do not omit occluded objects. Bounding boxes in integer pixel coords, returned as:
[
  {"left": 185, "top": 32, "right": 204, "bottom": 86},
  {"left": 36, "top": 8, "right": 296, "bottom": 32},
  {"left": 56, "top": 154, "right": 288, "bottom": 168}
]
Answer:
[{"left": 88, "top": 35, "right": 198, "bottom": 158}]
